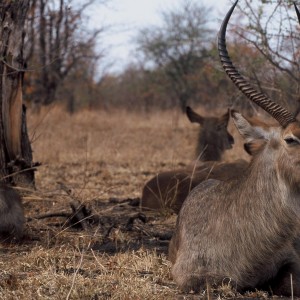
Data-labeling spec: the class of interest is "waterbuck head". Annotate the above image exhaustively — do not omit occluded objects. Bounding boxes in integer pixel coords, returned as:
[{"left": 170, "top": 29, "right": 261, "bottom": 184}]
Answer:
[
  {"left": 186, "top": 106, "right": 234, "bottom": 161},
  {"left": 218, "top": 0, "right": 300, "bottom": 186},
  {"left": 169, "top": 1, "right": 300, "bottom": 296}
]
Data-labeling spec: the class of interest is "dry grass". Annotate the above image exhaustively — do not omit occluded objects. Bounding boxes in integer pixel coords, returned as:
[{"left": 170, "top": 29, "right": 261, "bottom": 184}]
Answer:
[{"left": 0, "top": 105, "right": 251, "bottom": 299}]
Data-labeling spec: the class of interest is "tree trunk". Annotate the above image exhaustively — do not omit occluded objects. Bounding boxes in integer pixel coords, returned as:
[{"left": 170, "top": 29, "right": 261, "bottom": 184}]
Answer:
[{"left": 0, "top": 1, "right": 35, "bottom": 188}]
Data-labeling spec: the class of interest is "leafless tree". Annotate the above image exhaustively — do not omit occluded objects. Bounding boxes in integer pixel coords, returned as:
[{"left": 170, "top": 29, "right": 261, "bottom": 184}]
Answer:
[
  {"left": 0, "top": 1, "right": 35, "bottom": 187},
  {"left": 24, "top": 0, "right": 106, "bottom": 110},
  {"left": 231, "top": 0, "right": 300, "bottom": 112},
  {"left": 136, "top": 0, "right": 214, "bottom": 112}
]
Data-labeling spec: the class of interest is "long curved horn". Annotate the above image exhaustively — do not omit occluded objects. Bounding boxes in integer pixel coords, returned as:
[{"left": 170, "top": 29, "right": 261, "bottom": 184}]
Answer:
[
  {"left": 294, "top": 2, "right": 300, "bottom": 24},
  {"left": 218, "top": 0, "right": 296, "bottom": 127}
]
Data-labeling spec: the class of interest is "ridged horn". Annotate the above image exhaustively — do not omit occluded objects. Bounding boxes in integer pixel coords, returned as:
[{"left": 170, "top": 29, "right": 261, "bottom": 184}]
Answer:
[
  {"left": 218, "top": 0, "right": 296, "bottom": 127},
  {"left": 294, "top": 2, "right": 300, "bottom": 24}
]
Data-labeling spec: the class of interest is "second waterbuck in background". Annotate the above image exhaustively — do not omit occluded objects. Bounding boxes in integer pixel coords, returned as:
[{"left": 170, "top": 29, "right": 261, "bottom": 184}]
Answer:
[
  {"left": 185, "top": 106, "right": 234, "bottom": 161},
  {"left": 140, "top": 106, "right": 243, "bottom": 213},
  {"left": 169, "top": 1, "right": 300, "bottom": 296}
]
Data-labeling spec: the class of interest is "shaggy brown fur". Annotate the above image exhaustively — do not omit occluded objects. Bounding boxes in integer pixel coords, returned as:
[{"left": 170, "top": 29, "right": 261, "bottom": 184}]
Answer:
[
  {"left": 186, "top": 106, "right": 234, "bottom": 161},
  {"left": 0, "top": 184, "right": 24, "bottom": 239},
  {"left": 141, "top": 159, "right": 248, "bottom": 213},
  {"left": 169, "top": 112, "right": 300, "bottom": 296}
]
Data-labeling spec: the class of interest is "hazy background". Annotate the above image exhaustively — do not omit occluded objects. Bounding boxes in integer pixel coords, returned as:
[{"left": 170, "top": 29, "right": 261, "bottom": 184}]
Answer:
[
  {"left": 86, "top": 0, "right": 230, "bottom": 73},
  {"left": 23, "top": 0, "right": 300, "bottom": 115}
]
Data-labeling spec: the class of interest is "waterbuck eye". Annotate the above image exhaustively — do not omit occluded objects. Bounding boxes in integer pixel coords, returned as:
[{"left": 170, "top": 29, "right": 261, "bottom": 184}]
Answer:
[{"left": 284, "top": 137, "right": 299, "bottom": 145}]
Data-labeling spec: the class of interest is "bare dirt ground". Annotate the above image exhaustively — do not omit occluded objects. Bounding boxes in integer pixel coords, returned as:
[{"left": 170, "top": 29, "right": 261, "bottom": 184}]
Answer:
[{"left": 0, "top": 105, "right": 266, "bottom": 299}]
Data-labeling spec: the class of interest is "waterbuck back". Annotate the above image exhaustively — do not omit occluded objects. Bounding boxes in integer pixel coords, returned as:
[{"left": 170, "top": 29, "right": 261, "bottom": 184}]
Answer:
[
  {"left": 141, "top": 159, "right": 248, "bottom": 214},
  {"left": 140, "top": 106, "right": 237, "bottom": 213},
  {"left": 169, "top": 1, "right": 300, "bottom": 296}
]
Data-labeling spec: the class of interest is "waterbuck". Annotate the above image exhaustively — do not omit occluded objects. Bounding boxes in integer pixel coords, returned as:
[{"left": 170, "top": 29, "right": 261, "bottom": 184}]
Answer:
[
  {"left": 140, "top": 159, "right": 248, "bottom": 214},
  {"left": 169, "top": 1, "right": 300, "bottom": 296},
  {"left": 0, "top": 184, "right": 24, "bottom": 239},
  {"left": 140, "top": 106, "right": 241, "bottom": 213},
  {"left": 186, "top": 106, "right": 234, "bottom": 161}
]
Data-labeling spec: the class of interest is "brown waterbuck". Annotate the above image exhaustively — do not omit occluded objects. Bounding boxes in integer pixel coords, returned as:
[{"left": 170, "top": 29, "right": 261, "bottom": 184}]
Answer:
[
  {"left": 140, "top": 160, "right": 248, "bottom": 214},
  {"left": 169, "top": 1, "right": 300, "bottom": 296},
  {"left": 186, "top": 106, "right": 234, "bottom": 161},
  {"left": 0, "top": 184, "right": 24, "bottom": 240},
  {"left": 140, "top": 106, "right": 243, "bottom": 213}
]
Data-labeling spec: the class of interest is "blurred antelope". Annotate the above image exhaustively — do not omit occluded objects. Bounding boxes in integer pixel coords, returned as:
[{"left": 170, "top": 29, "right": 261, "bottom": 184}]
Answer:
[
  {"left": 141, "top": 159, "right": 248, "bottom": 214},
  {"left": 169, "top": 1, "right": 300, "bottom": 296},
  {"left": 140, "top": 106, "right": 246, "bottom": 213},
  {"left": 0, "top": 184, "right": 24, "bottom": 240},
  {"left": 186, "top": 106, "right": 234, "bottom": 161}
]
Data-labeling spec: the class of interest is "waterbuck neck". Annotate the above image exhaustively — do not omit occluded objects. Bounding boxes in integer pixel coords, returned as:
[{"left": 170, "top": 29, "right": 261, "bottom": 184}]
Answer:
[
  {"left": 196, "top": 121, "right": 233, "bottom": 161},
  {"left": 197, "top": 142, "right": 223, "bottom": 161},
  {"left": 204, "top": 157, "right": 300, "bottom": 285},
  {"left": 216, "top": 129, "right": 298, "bottom": 220}
]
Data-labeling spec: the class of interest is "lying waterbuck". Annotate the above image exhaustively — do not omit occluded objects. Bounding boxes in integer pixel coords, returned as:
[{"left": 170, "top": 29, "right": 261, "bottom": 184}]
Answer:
[
  {"left": 169, "top": 1, "right": 300, "bottom": 295},
  {"left": 140, "top": 159, "right": 248, "bottom": 214},
  {"left": 140, "top": 106, "right": 240, "bottom": 213},
  {"left": 0, "top": 184, "right": 24, "bottom": 240}
]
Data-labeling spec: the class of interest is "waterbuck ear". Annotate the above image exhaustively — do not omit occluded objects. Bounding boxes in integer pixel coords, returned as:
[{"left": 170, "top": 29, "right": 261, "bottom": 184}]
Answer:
[
  {"left": 244, "top": 140, "right": 266, "bottom": 156},
  {"left": 231, "top": 110, "right": 268, "bottom": 142},
  {"left": 186, "top": 106, "right": 204, "bottom": 124}
]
